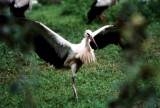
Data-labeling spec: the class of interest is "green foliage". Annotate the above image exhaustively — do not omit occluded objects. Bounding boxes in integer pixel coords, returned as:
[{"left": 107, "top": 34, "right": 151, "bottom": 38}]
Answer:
[
  {"left": 146, "top": 22, "right": 160, "bottom": 37},
  {"left": 133, "top": 0, "right": 160, "bottom": 22},
  {"left": 38, "top": 0, "right": 62, "bottom": 5}
]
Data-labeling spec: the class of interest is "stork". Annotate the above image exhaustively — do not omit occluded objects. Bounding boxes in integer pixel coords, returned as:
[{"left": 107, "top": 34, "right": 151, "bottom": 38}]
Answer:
[
  {"left": 0, "top": 0, "right": 32, "bottom": 18},
  {"left": 0, "top": 15, "right": 124, "bottom": 100},
  {"left": 87, "top": 0, "right": 116, "bottom": 25}
]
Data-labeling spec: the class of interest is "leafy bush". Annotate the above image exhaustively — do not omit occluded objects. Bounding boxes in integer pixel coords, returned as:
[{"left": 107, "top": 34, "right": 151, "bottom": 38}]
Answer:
[{"left": 134, "top": 0, "right": 160, "bottom": 22}]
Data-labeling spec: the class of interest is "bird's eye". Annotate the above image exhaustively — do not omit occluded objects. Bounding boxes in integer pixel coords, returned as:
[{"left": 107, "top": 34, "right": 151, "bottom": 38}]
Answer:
[{"left": 87, "top": 33, "right": 90, "bottom": 37}]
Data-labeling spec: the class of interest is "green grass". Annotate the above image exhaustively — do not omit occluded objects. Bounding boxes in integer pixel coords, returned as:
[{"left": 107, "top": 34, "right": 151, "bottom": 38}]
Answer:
[{"left": 1, "top": 2, "right": 160, "bottom": 108}]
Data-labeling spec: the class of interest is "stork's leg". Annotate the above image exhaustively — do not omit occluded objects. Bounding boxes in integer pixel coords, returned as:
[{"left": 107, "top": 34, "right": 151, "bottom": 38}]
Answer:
[
  {"left": 99, "top": 14, "right": 106, "bottom": 26},
  {"left": 71, "top": 64, "right": 78, "bottom": 100}
]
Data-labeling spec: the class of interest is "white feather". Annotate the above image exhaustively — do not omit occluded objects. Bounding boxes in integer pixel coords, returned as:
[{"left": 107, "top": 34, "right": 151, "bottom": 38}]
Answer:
[
  {"left": 14, "top": 0, "right": 32, "bottom": 9},
  {"left": 75, "top": 46, "right": 96, "bottom": 64},
  {"left": 75, "top": 36, "right": 96, "bottom": 64},
  {"left": 96, "top": 0, "right": 112, "bottom": 7},
  {"left": 92, "top": 25, "right": 113, "bottom": 37},
  {"left": 37, "top": 21, "right": 72, "bottom": 48}
]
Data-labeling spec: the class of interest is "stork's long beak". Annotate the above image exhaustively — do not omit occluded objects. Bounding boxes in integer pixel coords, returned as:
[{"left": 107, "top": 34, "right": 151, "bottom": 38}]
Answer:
[{"left": 89, "top": 36, "right": 98, "bottom": 49}]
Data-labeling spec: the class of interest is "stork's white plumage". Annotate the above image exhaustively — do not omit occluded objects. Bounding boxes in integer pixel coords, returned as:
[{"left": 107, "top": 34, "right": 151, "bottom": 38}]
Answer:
[
  {"left": 0, "top": 15, "right": 124, "bottom": 100},
  {"left": 96, "top": 0, "right": 113, "bottom": 7},
  {"left": 91, "top": 25, "right": 113, "bottom": 36},
  {"left": 14, "top": 0, "right": 32, "bottom": 9},
  {"left": 87, "top": 0, "right": 116, "bottom": 25}
]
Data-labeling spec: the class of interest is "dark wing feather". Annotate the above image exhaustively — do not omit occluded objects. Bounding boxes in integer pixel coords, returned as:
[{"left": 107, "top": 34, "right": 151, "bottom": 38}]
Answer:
[
  {"left": 0, "top": 15, "right": 72, "bottom": 68},
  {"left": 33, "top": 35, "right": 69, "bottom": 68},
  {"left": 90, "top": 26, "right": 122, "bottom": 50}
]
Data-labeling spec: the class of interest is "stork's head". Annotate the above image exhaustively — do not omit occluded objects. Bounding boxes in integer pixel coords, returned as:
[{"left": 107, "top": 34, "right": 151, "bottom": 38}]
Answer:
[{"left": 84, "top": 30, "right": 98, "bottom": 49}]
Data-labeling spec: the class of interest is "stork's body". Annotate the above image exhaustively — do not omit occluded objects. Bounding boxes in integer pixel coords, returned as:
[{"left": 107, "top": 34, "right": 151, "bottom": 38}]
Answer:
[
  {"left": 0, "top": 0, "right": 32, "bottom": 18},
  {"left": 33, "top": 22, "right": 98, "bottom": 99},
  {"left": 87, "top": 0, "right": 116, "bottom": 25},
  {"left": 0, "top": 15, "right": 124, "bottom": 100}
]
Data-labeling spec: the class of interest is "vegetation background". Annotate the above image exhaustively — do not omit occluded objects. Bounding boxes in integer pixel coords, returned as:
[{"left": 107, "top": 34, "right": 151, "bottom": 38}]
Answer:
[{"left": 0, "top": 0, "right": 160, "bottom": 107}]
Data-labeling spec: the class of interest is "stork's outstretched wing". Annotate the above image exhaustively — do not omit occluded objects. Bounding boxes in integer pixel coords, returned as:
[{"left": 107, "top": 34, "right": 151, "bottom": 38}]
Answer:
[
  {"left": 33, "top": 21, "right": 73, "bottom": 68},
  {"left": 90, "top": 25, "right": 122, "bottom": 50},
  {"left": 0, "top": 15, "right": 72, "bottom": 68}
]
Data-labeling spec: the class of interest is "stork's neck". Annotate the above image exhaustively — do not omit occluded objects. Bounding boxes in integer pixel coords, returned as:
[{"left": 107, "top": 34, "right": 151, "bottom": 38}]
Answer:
[
  {"left": 75, "top": 37, "right": 96, "bottom": 64},
  {"left": 84, "top": 37, "right": 91, "bottom": 49}
]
